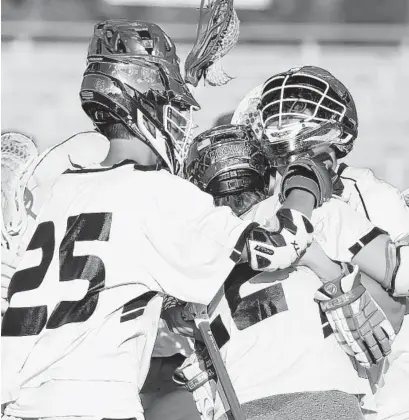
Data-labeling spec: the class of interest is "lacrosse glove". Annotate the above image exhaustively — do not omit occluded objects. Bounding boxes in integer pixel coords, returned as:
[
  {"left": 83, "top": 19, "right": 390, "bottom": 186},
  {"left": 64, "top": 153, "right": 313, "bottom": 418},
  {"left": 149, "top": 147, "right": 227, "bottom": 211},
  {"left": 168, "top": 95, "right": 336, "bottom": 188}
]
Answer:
[{"left": 315, "top": 263, "right": 396, "bottom": 369}]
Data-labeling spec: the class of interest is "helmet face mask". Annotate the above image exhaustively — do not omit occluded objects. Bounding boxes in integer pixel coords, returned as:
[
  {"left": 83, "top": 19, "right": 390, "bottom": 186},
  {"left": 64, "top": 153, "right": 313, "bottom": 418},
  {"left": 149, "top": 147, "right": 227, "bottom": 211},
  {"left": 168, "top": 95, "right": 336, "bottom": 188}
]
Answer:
[
  {"left": 164, "top": 102, "right": 197, "bottom": 173},
  {"left": 80, "top": 19, "right": 200, "bottom": 174},
  {"left": 260, "top": 66, "right": 358, "bottom": 165}
]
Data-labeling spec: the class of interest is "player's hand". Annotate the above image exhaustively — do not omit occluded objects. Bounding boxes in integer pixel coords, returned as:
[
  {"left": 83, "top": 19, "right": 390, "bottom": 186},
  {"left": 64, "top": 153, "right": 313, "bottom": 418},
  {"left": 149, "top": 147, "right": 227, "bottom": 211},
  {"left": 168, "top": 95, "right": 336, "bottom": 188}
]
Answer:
[
  {"left": 161, "top": 305, "right": 202, "bottom": 341},
  {"left": 315, "top": 264, "right": 396, "bottom": 369},
  {"left": 247, "top": 208, "right": 314, "bottom": 271},
  {"left": 173, "top": 345, "right": 217, "bottom": 420},
  {"left": 280, "top": 150, "right": 334, "bottom": 208},
  {"left": 301, "top": 143, "right": 345, "bottom": 196}
]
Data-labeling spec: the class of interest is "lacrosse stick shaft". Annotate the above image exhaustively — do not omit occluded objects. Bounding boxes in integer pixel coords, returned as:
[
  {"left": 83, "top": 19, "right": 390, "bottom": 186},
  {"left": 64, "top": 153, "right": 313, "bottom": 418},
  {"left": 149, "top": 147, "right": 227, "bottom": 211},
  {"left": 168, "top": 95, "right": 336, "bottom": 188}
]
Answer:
[{"left": 194, "top": 316, "right": 245, "bottom": 420}]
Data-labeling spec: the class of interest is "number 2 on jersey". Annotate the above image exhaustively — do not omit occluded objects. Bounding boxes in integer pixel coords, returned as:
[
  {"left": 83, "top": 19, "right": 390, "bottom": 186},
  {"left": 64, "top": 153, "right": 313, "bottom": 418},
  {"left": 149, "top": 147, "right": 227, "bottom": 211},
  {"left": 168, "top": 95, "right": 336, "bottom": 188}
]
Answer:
[
  {"left": 2, "top": 213, "right": 112, "bottom": 337},
  {"left": 211, "top": 264, "right": 290, "bottom": 348}
]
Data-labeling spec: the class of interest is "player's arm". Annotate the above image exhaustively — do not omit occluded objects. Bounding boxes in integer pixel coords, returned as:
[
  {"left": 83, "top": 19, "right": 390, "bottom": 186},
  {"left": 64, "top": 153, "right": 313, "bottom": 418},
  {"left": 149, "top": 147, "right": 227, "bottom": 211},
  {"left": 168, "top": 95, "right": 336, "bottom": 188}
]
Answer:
[
  {"left": 240, "top": 150, "right": 334, "bottom": 269},
  {"left": 146, "top": 167, "right": 333, "bottom": 305},
  {"left": 352, "top": 233, "right": 409, "bottom": 297},
  {"left": 312, "top": 197, "right": 408, "bottom": 296},
  {"left": 305, "top": 158, "right": 409, "bottom": 297},
  {"left": 161, "top": 170, "right": 327, "bottom": 337}
]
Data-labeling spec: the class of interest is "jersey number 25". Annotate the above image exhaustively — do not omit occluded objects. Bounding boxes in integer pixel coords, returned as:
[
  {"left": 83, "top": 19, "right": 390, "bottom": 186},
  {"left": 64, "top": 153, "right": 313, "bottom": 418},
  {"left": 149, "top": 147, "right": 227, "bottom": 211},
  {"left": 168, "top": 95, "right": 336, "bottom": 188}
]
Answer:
[{"left": 2, "top": 212, "right": 112, "bottom": 337}]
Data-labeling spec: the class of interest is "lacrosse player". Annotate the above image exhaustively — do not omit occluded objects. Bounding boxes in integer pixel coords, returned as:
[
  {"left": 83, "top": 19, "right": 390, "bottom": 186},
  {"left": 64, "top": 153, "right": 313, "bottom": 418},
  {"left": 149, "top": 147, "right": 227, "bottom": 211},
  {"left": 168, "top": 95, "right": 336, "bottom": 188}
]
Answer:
[
  {"left": 172, "top": 123, "right": 406, "bottom": 420},
  {"left": 1, "top": 20, "right": 332, "bottom": 420},
  {"left": 232, "top": 65, "right": 409, "bottom": 419}
]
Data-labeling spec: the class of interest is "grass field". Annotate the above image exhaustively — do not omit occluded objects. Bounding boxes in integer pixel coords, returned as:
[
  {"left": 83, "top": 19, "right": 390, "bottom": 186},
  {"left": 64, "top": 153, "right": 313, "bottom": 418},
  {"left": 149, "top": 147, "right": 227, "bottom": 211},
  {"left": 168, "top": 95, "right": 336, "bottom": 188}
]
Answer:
[{"left": 2, "top": 40, "right": 408, "bottom": 189}]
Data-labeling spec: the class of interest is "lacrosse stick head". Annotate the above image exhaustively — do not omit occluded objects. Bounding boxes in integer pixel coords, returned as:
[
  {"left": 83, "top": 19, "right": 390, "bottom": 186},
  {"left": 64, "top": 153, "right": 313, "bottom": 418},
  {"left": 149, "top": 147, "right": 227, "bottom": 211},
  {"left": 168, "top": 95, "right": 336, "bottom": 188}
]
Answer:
[
  {"left": 185, "top": 0, "right": 240, "bottom": 87},
  {"left": 1, "top": 132, "right": 38, "bottom": 250}
]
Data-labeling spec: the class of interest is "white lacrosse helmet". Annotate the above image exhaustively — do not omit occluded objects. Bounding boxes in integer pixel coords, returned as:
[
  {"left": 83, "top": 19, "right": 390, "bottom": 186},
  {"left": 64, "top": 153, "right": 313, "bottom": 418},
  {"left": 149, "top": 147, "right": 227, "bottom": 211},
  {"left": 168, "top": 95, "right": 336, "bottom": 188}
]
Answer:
[
  {"left": 260, "top": 66, "right": 358, "bottom": 165},
  {"left": 231, "top": 84, "right": 264, "bottom": 140}
]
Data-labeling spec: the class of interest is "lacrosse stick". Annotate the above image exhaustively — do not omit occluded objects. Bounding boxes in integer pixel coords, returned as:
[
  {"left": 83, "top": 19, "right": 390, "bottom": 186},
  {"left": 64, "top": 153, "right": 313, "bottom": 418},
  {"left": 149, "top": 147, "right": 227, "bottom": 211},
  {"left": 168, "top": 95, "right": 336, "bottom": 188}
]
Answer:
[
  {"left": 185, "top": 0, "right": 240, "bottom": 87},
  {"left": 186, "top": 303, "right": 245, "bottom": 420},
  {"left": 1, "top": 132, "right": 39, "bottom": 251}
]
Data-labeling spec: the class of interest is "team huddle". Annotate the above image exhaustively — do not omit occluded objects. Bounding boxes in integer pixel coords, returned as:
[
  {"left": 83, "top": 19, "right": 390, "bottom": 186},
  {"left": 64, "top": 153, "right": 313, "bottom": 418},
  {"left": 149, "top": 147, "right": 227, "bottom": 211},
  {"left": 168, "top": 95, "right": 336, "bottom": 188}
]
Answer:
[{"left": 2, "top": 17, "right": 409, "bottom": 420}]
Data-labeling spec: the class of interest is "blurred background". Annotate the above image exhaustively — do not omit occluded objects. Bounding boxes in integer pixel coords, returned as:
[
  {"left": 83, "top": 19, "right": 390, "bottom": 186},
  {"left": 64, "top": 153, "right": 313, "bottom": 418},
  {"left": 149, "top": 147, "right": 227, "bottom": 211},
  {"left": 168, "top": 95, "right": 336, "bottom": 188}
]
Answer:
[{"left": 2, "top": 0, "right": 409, "bottom": 189}]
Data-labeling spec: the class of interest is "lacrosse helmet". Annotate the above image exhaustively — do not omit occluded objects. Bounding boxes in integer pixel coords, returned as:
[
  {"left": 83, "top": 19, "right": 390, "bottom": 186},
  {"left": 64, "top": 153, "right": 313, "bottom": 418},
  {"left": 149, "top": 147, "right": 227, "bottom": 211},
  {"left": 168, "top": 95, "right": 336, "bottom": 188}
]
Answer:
[
  {"left": 231, "top": 84, "right": 264, "bottom": 140},
  {"left": 80, "top": 19, "right": 200, "bottom": 174},
  {"left": 184, "top": 124, "right": 270, "bottom": 214},
  {"left": 259, "top": 66, "right": 358, "bottom": 165}
]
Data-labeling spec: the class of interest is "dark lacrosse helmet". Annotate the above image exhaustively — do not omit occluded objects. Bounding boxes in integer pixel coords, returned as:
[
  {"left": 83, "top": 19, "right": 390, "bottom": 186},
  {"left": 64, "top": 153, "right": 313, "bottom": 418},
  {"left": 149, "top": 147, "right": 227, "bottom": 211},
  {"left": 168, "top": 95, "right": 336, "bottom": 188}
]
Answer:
[
  {"left": 260, "top": 66, "right": 358, "bottom": 165},
  {"left": 80, "top": 19, "right": 200, "bottom": 173},
  {"left": 184, "top": 124, "right": 270, "bottom": 215}
]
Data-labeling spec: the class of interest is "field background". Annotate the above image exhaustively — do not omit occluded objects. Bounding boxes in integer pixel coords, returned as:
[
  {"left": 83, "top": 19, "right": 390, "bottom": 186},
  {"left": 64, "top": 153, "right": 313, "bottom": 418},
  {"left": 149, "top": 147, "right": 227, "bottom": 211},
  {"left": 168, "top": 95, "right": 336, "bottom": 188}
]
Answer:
[{"left": 2, "top": 0, "right": 409, "bottom": 190}]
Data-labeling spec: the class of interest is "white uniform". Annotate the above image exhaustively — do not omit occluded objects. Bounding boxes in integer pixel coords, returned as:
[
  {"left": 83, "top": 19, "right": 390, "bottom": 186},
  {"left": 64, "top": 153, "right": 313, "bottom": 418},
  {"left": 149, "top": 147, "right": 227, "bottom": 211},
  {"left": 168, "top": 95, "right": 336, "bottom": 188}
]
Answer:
[
  {"left": 210, "top": 191, "right": 378, "bottom": 420},
  {"left": 336, "top": 165, "right": 409, "bottom": 420},
  {"left": 1, "top": 162, "right": 251, "bottom": 420}
]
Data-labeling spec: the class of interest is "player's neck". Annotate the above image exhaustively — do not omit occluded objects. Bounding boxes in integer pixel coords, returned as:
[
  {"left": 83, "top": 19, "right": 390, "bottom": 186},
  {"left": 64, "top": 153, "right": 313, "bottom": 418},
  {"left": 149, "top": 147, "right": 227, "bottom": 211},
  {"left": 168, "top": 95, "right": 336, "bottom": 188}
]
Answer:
[{"left": 101, "top": 138, "right": 157, "bottom": 167}]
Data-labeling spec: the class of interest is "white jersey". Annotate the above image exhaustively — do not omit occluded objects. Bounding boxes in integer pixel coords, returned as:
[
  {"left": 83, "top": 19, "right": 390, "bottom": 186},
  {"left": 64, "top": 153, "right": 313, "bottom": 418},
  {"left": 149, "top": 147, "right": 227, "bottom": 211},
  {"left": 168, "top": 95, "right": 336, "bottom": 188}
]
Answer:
[
  {"left": 210, "top": 192, "right": 377, "bottom": 419},
  {"left": 1, "top": 162, "right": 251, "bottom": 419}
]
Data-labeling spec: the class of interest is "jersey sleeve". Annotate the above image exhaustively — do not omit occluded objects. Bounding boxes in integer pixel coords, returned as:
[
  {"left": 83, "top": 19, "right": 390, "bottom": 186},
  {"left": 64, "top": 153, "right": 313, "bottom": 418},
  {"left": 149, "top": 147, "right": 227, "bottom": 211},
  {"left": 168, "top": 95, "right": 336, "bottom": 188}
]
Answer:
[
  {"left": 141, "top": 172, "right": 254, "bottom": 305},
  {"left": 341, "top": 167, "right": 409, "bottom": 240},
  {"left": 311, "top": 197, "right": 382, "bottom": 263}
]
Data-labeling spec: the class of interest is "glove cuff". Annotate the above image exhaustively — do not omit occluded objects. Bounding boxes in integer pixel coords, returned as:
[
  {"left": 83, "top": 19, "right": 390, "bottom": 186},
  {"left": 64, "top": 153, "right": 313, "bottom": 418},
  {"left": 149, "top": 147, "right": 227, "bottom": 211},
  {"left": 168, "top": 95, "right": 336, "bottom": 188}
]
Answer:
[{"left": 315, "top": 263, "right": 365, "bottom": 311}]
